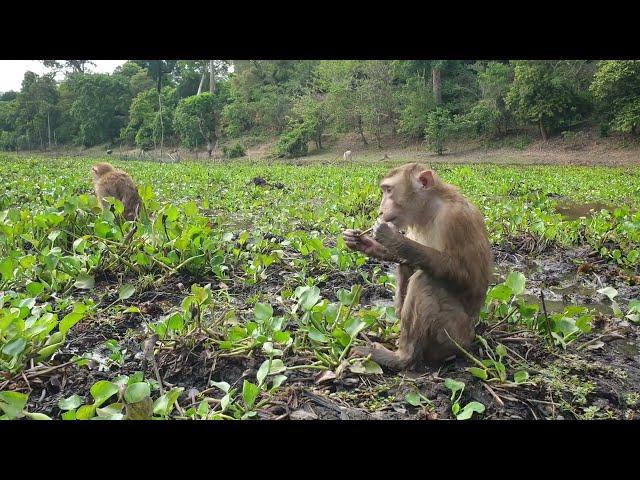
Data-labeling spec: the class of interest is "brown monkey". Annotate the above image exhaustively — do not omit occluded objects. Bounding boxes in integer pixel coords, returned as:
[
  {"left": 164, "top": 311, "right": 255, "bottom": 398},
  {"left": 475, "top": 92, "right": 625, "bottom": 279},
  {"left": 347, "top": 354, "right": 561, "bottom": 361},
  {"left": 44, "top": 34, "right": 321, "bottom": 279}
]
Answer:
[
  {"left": 343, "top": 163, "right": 492, "bottom": 370},
  {"left": 91, "top": 162, "right": 141, "bottom": 221}
]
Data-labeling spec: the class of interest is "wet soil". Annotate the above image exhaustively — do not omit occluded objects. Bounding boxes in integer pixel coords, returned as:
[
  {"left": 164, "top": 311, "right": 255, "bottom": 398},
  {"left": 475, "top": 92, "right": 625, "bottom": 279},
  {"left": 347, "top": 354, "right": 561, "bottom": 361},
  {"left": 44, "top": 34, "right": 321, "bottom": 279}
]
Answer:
[{"left": 4, "top": 241, "right": 639, "bottom": 421}]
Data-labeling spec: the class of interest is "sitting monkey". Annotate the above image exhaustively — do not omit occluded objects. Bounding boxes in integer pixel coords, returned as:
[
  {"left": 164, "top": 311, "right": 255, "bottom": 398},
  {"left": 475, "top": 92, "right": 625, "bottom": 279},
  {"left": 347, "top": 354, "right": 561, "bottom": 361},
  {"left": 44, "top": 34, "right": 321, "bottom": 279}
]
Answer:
[
  {"left": 91, "top": 162, "right": 141, "bottom": 221},
  {"left": 343, "top": 163, "right": 492, "bottom": 370}
]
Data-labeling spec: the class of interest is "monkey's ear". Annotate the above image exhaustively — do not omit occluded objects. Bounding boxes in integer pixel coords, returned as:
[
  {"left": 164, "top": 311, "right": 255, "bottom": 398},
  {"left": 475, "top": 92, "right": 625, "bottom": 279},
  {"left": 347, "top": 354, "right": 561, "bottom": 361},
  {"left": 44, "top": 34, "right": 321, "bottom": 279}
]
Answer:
[{"left": 417, "top": 170, "right": 435, "bottom": 188}]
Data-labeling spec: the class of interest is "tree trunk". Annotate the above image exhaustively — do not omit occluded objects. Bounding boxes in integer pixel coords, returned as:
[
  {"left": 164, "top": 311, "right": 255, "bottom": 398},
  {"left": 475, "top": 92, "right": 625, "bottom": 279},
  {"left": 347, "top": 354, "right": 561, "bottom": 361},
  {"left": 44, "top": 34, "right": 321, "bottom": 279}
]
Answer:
[
  {"left": 209, "top": 60, "right": 216, "bottom": 94},
  {"left": 539, "top": 116, "right": 548, "bottom": 141},
  {"left": 432, "top": 67, "right": 442, "bottom": 104},
  {"left": 356, "top": 116, "right": 368, "bottom": 146},
  {"left": 197, "top": 69, "right": 206, "bottom": 95},
  {"left": 207, "top": 137, "right": 213, "bottom": 158},
  {"left": 47, "top": 112, "right": 51, "bottom": 150},
  {"left": 158, "top": 91, "right": 164, "bottom": 158}
]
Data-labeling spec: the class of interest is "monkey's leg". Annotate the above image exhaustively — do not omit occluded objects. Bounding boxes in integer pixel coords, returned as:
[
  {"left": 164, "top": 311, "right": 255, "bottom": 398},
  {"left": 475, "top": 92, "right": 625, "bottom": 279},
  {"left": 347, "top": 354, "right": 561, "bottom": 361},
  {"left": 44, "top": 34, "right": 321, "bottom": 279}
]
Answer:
[
  {"left": 428, "top": 305, "right": 475, "bottom": 364},
  {"left": 394, "top": 264, "right": 414, "bottom": 318},
  {"left": 352, "top": 343, "right": 414, "bottom": 371}
]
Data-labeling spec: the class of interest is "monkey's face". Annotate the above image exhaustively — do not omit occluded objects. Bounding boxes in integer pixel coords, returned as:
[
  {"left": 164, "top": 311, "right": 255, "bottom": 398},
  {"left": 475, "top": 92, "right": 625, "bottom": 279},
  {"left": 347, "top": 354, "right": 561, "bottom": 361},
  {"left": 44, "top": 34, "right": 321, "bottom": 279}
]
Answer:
[
  {"left": 379, "top": 165, "right": 437, "bottom": 229},
  {"left": 378, "top": 175, "right": 407, "bottom": 227}
]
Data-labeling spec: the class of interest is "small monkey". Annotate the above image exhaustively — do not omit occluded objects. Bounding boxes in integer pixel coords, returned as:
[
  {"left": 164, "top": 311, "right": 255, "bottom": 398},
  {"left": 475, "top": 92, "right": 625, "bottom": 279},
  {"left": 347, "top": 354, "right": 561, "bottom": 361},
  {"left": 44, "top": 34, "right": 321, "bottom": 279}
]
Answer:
[
  {"left": 343, "top": 150, "right": 352, "bottom": 161},
  {"left": 91, "top": 162, "right": 141, "bottom": 221},
  {"left": 343, "top": 163, "right": 492, "bottom": 370}
]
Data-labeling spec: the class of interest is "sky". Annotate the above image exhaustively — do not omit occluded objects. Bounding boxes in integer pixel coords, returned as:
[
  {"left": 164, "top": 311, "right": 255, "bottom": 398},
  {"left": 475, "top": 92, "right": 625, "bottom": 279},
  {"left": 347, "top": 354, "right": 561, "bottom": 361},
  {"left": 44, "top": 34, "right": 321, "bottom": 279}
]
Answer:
[{"left": 0, "top": 60, "right": 126, "bottom": 93}]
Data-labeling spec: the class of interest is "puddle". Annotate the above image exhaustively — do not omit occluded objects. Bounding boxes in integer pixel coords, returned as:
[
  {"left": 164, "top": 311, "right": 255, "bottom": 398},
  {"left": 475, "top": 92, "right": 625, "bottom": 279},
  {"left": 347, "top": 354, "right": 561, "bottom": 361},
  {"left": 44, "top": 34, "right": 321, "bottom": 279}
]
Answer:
[{"left": 555, "top": 201, "right": 611, "bottom": 220}]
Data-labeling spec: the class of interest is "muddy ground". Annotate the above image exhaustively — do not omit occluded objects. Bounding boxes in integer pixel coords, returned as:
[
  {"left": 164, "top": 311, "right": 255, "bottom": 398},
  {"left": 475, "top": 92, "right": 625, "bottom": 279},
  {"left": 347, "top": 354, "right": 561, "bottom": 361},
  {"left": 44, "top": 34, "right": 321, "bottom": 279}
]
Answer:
[{"left": 4, "top": 238, "right": 640, "bottom": 421}]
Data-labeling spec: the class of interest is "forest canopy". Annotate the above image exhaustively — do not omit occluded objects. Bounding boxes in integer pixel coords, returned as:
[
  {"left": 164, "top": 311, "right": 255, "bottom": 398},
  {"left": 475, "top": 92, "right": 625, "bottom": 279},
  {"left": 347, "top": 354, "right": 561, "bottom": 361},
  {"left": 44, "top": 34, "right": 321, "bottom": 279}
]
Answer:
[{"left": 1, "top": 60, "right": 639, "bottom": 155}]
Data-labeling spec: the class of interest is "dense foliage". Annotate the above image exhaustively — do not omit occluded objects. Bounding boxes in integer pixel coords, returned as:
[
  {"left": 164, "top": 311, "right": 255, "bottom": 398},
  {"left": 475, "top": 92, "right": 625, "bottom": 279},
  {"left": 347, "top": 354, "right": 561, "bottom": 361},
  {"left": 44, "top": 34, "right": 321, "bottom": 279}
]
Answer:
[{"left": 1, "top": 61, "right": 639, "bottom": 155}]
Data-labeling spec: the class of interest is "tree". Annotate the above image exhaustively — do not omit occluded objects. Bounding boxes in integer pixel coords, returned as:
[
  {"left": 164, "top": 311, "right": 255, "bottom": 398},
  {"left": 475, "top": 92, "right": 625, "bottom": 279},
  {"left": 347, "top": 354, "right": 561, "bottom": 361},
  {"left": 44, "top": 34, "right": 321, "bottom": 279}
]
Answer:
[
  {"left": 174, "top": 93, "right": 217, "bottom": 156},
  {"left": 65, "top": 73, "right": 130, "bottom": 146},
  {"left": 41, "top": 60, "right": 96, "bottom": 74},
  {"left": 590, "top": 60, "right": 640, "bottom": 135},
  {"left": 317, "top": 60, "right": 369, "bottom": 146},
  {"left": 11, "top": 72, "right": 60, "bottom": 150},
  {"left": 462, "top": 61, "right": 513, "bottom": 138},
  {"left": 505, "top": 61, "right": 578, "bottom": 141},
  {"left": 424, "top": 107, "right": 455, "bottom": 155}
]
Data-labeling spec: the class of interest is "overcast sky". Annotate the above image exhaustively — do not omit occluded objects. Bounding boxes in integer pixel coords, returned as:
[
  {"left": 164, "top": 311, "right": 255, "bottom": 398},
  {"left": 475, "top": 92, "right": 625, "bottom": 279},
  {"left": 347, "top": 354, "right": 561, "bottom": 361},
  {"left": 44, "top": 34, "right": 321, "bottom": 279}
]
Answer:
[{"left": 0, "top": 60, "right": 126, "bottom": 92}]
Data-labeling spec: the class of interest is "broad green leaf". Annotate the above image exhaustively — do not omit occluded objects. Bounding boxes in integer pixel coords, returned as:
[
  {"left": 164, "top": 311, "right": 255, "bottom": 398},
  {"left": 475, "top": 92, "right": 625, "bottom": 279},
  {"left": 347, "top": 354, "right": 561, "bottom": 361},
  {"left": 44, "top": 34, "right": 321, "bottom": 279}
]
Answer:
[
  {"left": 514, "top": 371, "right": 530, "bottom": 383},
  {"left": 124, "top": 382, "right": 151, "bottom": 404},
  {"left": 58, "top": 394, "right": 83, "bottom": 411},
  {"left": 2, "top": 337, "right": 27, "bottom": 357},
  {"left": 468, "top": 367, "right": 488, "bottom": 380},
  {"left": 254, "top": 302, "right": 273, "bottom": 322},
  {"left": 456, "top": 401, "right": 485, "bottom": 420},
  {"left": 74, "top": 273, "right": 95, "bottom": 290},
  {"left": 505, "top": 272, "right": 526, "bottom": 295},
  {"left": 242, "top": 380, "right": 260, "bottom": 410},
  {"left": 406, "top": 392, "right": 422, "bottom": 407},
  {"left": 153, "top": 387, "right": 184, "bottom": 417},
  {"left": 90, "top": 381, "right": 120, "bottom": 407},
  {"left": 118, "top": 284, "right": 136, "bottom": 301}
]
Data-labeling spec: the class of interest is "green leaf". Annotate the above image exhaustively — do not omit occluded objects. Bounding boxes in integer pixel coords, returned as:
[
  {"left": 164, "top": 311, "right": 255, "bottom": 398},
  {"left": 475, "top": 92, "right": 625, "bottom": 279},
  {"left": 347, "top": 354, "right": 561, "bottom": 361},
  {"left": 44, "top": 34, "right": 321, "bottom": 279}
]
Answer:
[
  {"left": 514, "top": 370, "right": 530, "bottom": 383},
  {"left": 2, "top": 337, "right": 27, "bottom": 357},
  {"left": 242, "top": 380, "right": 260, "bottom": 410},
  {"left": 76, "top": 404, "right": 96, "bottom": 420},
  {"left": 363, "top": 360, "right": 383, "bottom": 374},
  {"left": 211, "top": 381, "right": 230, "bottom": 393},
  {"left": 58, "top": 394, "right": 83, "bottom": 411},
  {"left": 74, "top": 273, "right": 95, "bottom": 290},
  {"left": 295, "top": 286, "right": 321, "bottom": 311},
  {"left": 254, "top": 302, "right": 273, "bottom": 322},
  {"left": 488, "top": 284, "right": 513, "bottom": 302},
  {"left": 308, "top": 327, "right": 328, "bottom": 343},
  {"left": 444, "top": 378, "right": 465, "bottom": 394},
  {"left": 124, "top": 382, "right": 151, "bottom": 404},
  {"left": 0, "top": 391, "right": 28, "bottom": 418},
  {"left": 26, "top": 282, "right": 45, "bottom": 296},
  {"left": 61, "top": 410, "right": 77, "bottom": 420},
  {"left": 505, "top": 272, "right": 526, "bottom": 295},
  {"left": 0, "top": 258, "right": 15, "bottom": 282},
  {"left": 118, "top": 284, "right": 136, "bottom": 301},
  {"left": 270, "top": 375, "right": 287, "bottom": 390},
  {"left": 25, "top": 412, "right": 52, "bottom": 420},
  {"left": 90, "top": 381, "right": 120, "bottom": 407},
  {"left": 257, "top": 360, "right": 270, "bottom": 386},
  {"left": 406, "top": 392, "right": 423, "bottom": 407},
  {"left": 456, "top": 401, "right": 485, "bottom": 420},
  {"left": 273, "top": 330, "right": 291, "bottom": 344},
  {"left": 468, "top": 367, "right": 488, "bottom": 380},
  {"left": 59, "top": 312, "right": 84, "bottom": 334},
  {"left": 495, "top": 343, "right": 507, "bottom": 358},
  {"left": 153, "top": 387, "right": 184, "bottom": 417}
]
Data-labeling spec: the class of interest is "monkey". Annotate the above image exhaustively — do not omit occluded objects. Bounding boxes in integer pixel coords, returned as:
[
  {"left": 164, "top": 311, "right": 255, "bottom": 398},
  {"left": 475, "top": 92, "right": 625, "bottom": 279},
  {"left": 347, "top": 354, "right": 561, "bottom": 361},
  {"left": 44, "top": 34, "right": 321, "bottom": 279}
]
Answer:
[
  {"left": 343, "top": 163, "right": 492, "bottom": 370},
  {"left": 343, "top": 150, "right": 352, "bottom": 162},
  {"left": 91, "top": 162, "right": 141, "bottom": 221}
]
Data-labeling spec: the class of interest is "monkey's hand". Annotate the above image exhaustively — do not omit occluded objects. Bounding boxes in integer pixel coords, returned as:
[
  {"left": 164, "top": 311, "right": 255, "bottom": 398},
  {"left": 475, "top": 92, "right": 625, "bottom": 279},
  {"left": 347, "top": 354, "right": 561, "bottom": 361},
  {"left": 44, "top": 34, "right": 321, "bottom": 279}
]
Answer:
[
  {"left": 372, "top": 220, "right": 403, "bottom": 255},
  {"left": 343, "top": 229, "right": 388, "bottom": 259}
]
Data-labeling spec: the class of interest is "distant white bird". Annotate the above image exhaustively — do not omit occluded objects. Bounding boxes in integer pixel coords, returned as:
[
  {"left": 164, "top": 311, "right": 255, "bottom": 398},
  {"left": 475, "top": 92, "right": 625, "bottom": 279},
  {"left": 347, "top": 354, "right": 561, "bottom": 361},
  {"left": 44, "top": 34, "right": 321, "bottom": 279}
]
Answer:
[{"left": 343, "top": 150, "right": 352, "bottom": 161}]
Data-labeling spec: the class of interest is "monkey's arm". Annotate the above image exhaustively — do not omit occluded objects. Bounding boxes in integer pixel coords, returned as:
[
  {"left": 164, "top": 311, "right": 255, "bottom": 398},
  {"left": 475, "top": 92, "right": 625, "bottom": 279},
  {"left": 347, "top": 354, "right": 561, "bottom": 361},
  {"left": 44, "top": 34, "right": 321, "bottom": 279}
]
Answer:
[
  {"left": 342, "top": 229, "right": 398, "bottom": 262},
  {"left": 373, "top": 222, "right": 471, "bottom": 290},
  {"left": 396, "top": 239, "right": 470, "bottom": 289}
]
